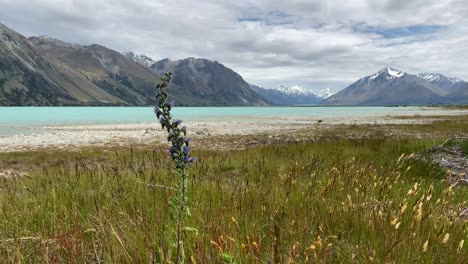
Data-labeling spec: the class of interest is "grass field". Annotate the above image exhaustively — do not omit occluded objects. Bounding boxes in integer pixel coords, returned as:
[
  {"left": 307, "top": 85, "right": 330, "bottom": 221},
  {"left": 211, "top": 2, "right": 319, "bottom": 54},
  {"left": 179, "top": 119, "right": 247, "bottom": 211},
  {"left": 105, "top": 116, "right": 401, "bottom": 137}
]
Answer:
[{"left": 0, "top": 121, "right": 467, "bottom": 263}]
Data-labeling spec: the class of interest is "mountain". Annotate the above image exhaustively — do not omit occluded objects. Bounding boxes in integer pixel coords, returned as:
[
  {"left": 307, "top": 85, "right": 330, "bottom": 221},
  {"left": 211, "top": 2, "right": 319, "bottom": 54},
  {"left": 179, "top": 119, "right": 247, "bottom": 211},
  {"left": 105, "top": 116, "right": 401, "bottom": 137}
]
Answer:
[
  {"left": 314, "top": 88, "right": 336, "bottom": 99},
  {"left": 444, "top": 83, "right": 468, "bottom": 104},
  {"left": 0, "top": 24, "right": 94, "bottom": 105},
  {"left": 122, "top": 51, "right": 155, "bottom": 68},
  {"left": 0, "top": 22, "right": 270, "bottom": 106},
  {"left": 251, "top": 85, "right": 321, "bottom": 105},
  {"left": 31, "top": 36, "right": 165, "bottom": 105},
  {"left": 417, "top": 73, "right": 466, "bottom": 93},
  {"left": 274, "top": 85, "right": 315, "bottom": 96},
  {"left": 149, "top": 58, "right": 270, "bottom": 106},
  {"left": 271, "top": 85, "right": 335, "bottom": 99},
  {"left": 322, "top": 67, "right": 447, "bottom": 106},
  {"left": 251, "top": 84, "right": 333, "bottom": 105}
]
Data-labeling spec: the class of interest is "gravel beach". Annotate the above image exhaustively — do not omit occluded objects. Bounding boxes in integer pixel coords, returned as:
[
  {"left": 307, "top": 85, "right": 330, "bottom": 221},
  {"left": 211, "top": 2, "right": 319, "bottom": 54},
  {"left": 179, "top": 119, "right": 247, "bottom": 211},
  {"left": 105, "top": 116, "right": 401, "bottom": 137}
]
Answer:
[{"left": 1, "top": 108, "right": 467, "bottom": 152}]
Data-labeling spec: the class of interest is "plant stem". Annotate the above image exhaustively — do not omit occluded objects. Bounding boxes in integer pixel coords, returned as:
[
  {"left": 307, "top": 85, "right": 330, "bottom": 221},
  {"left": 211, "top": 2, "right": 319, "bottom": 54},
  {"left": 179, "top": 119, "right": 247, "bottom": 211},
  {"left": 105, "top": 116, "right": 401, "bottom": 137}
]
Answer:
[{"left": 176, "top": 167, "right": 188, "bottom": 263}]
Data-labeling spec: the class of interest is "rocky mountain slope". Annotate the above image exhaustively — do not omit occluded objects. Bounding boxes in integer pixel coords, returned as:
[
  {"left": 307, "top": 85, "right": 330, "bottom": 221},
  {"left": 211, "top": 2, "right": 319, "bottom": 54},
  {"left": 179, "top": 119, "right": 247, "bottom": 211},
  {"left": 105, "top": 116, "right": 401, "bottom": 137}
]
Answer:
[
  {"left": 0, "top": 24, "right": 112, "bottom": 105},
  {"left": 31, "top": 36, "right": 164, "bottom": 105},
  {"left": 444, "top": 83, "right": 468, "bottom": 104},
  {"left": 322, "top": 67, "right": 448, "bottom": 105},
  {"left": 148, "top": 58, "right": 270, "bottom": 106}
]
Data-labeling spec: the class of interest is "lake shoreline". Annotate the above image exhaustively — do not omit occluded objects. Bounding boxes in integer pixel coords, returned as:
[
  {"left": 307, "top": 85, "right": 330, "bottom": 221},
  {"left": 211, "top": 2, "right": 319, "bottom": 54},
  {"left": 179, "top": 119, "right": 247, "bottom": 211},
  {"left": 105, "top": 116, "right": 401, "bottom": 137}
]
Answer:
[{"left": 1, "top": 107, "right": 467, "bottom": 152}]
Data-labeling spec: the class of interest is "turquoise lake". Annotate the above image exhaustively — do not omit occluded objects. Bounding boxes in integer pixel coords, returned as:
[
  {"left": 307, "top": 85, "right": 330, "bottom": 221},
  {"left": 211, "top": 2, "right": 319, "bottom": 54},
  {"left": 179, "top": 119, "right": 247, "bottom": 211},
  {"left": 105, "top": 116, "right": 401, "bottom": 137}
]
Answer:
[{"left": 0, "top": 106, "right": 426, "bottom": 137}]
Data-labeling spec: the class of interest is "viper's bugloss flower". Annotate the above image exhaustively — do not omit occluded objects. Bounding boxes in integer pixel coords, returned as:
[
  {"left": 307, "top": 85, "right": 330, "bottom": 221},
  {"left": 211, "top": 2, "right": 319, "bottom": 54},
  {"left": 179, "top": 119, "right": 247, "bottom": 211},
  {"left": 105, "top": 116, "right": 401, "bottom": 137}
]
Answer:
[
  {"left": 155, "top": 72, "right": 196, "bottom": 168},
  {"left": 173, "top": 119, "right": 182, "bottom": 127},
  {"left": 154, "top": 72, "right": 195, "bottom": 263},
  {"left": 168, "top": 146, "right": 177, "bottom": 155},
  {"left": 183, "top": 146, "right": 191, "bottom": 155},
  {"left": 167, "top": 100, "right": 175, "bottom": 107}
]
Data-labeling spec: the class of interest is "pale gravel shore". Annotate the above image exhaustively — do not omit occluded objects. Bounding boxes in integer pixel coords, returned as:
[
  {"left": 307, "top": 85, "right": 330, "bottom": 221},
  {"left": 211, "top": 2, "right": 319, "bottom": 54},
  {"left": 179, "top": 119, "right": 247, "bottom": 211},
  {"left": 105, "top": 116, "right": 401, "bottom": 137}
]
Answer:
[{"left": 0, "top": 108, "right": 467, "bottom": 152}]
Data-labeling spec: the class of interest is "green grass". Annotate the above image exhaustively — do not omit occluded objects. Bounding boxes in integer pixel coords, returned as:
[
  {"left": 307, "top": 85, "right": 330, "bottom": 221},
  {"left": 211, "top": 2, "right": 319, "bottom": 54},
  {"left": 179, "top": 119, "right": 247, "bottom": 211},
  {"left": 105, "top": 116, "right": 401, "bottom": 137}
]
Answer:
[
  {"left": 0, "top": 134, "right": 467, "bottom": 263},
  {"left": 461, "top": 140, "right": 468, "bottom": 157}
]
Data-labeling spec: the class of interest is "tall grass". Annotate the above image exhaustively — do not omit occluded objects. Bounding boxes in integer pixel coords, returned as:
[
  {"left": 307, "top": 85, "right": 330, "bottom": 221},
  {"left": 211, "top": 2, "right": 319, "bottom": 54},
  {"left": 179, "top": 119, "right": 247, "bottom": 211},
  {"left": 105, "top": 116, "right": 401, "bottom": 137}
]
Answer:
[{"left": 0, "top": 136, "right": 466, "bottom": 263}]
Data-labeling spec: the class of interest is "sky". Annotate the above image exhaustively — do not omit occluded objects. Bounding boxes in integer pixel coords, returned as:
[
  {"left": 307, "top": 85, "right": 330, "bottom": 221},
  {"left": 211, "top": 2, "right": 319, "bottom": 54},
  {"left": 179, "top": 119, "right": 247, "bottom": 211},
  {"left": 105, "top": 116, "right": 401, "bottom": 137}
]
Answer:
[{"left": 0, "top": 0, "right": 467, "bottom": 91}]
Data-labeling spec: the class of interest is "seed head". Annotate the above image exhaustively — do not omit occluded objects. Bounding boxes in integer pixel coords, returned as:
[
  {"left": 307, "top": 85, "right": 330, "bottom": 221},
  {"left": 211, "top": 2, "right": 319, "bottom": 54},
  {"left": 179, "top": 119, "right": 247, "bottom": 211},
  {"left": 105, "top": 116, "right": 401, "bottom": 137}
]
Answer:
[
  {"left": 442, "top": 233, "right": 449, "bottom": 244},
  {"left": 423, "top": 240, "right": 428, "bottom": 252},
  {"left": 457, "top": 239, "right": 464, "bottom": 252}
]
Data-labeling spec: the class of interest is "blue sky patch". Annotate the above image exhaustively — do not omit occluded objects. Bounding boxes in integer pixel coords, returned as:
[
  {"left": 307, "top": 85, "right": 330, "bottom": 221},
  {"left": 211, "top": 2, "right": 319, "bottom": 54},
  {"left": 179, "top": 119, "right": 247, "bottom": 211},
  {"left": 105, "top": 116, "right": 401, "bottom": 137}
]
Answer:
[{"left": 361, "top": 25, "right": 446, "bottom": 38}]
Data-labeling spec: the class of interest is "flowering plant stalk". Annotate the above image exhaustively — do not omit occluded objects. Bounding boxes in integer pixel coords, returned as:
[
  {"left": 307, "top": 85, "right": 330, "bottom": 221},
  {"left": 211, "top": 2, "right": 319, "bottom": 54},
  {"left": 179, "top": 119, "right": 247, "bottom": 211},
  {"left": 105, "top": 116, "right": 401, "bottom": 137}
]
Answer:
[{"left": 155, "top": 72, "right": 196, "bottom": 263}]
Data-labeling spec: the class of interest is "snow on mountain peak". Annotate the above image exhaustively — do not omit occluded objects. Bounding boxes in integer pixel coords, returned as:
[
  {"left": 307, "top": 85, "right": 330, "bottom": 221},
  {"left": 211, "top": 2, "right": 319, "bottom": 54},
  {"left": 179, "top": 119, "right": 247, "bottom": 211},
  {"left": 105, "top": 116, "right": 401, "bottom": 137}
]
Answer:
[
  {"left": 270, "top": 85, "right": 336, "bottom": 98},
  {"left": 122, "top": 51, "right": 155, "bottom": 67},
  {"left": 370, "top": 67, "right": 405, "bottom": 80},
  {"left": 274, "top": 85, "right": 312, "bottom": 95},
  {"left": 418, "top": 73, "right": 463, "bottom": 83},
  {"left": 313, "top": 88, "right": 336, "bottom": 99}
]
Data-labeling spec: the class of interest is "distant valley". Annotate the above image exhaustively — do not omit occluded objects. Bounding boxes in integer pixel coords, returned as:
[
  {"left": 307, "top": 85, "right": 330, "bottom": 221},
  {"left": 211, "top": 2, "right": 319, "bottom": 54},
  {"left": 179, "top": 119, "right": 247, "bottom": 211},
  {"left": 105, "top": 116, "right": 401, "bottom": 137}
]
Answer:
[{"left": 1, "top": 22, "right": 467, "bottom": 106}]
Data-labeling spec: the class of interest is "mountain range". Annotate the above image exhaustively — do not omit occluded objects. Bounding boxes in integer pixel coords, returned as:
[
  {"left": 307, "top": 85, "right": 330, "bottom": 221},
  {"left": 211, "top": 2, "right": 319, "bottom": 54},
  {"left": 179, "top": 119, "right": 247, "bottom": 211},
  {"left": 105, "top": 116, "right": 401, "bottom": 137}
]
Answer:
[
  {"left": 251, "top": 84, "right": 335, "bottom": 105},
  {"left": 1, "top": 22, "right": 467, "bottom": 106},
  {"left": 322, "top": 67, "right": 467, "bottom": 105},
  {"left": 0, "top": 23, "right": 269, "bottom": 106}
]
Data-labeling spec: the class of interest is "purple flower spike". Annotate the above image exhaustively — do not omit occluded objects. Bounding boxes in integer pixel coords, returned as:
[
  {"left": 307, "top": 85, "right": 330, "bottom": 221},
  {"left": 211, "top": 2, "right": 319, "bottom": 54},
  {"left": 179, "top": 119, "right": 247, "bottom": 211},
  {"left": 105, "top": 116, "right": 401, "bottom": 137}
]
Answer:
[
  {"left": 168, "top": 146, "right": 176, "bottom": 155},
  {"left": 155, "top": 71, "right": 196, "bottom": 168},
  {"left": 183, "top": 146, "right": 191, "bottom": 154},
  {"left": 174, "top": 119, "right": 182, "bottom": 127}
]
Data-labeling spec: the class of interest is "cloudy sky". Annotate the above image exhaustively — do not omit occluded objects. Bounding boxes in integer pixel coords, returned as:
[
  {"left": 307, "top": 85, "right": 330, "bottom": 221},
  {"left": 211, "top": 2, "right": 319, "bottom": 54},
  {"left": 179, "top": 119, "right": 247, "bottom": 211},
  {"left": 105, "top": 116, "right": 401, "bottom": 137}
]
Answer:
[{"left": 1, "top": 0, "right": 467, "bottom": 91}]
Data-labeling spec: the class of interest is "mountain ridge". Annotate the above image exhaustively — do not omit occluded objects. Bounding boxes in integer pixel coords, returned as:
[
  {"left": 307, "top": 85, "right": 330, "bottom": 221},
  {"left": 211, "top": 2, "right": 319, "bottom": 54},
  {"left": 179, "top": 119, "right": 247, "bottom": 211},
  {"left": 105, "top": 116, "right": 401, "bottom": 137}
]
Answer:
[
  {"left": 322, "top": 67, "right": 447, "bottom": 105},
  {"left": 251, "top": 84, "right": 334, "bottom": 105},
  {"left": 417, "top": 72, "right": 466, "bottom": 93},
  {"left": 1, "top": 22, "right": 270, "bottom": 106}
]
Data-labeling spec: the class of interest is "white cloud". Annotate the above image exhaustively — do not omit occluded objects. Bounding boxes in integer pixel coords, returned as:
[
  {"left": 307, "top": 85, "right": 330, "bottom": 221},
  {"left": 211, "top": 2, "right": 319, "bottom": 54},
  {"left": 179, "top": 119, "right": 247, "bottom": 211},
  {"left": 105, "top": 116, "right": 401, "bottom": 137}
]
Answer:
[{"left": 0, "top": 0, "right": 467, "bottom": 90}]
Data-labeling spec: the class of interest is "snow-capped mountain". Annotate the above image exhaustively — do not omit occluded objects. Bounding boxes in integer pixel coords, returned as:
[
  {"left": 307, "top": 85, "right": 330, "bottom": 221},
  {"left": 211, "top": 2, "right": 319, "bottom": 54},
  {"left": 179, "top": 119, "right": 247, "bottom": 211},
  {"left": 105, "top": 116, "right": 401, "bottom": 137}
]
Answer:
[
  {"left": 418, "top": 73, "right": 463, "bottom": 84},
  {"left": 369, "top": 67, "right": 405, "bottom": 80},
  {"left": 272, "top": 85, "right": 315, "bottom": 96},
  {"left": 270, "top": 85, "right": 336, "bottom": 99},
  {"left": 417, "top": 73, "right": 466, "bottom": 93},
  {"left": 122, "top": 51, "right": 156, "bottom": 67},
  {"left": 322, "top": 67, "right": 448, "bottom": 105},
  {"left": 251, "top": 84, "right": 324, "bottom": 105},
  {"left": 313, "top": 88, "right": 336, "bottom": 99}
]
